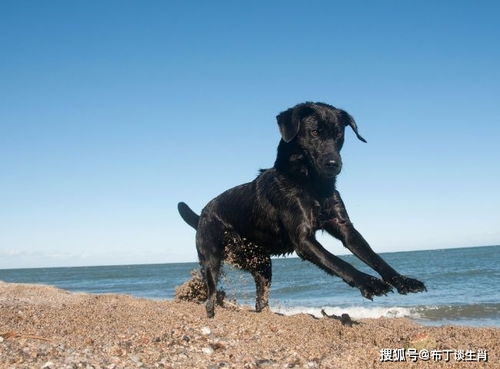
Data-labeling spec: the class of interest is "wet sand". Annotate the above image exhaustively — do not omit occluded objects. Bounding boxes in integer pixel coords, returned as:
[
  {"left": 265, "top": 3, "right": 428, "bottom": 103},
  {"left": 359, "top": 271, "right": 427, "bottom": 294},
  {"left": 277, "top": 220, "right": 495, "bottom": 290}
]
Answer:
[{"left": 0, "top": 281, "right": 498, "bottom": 368}]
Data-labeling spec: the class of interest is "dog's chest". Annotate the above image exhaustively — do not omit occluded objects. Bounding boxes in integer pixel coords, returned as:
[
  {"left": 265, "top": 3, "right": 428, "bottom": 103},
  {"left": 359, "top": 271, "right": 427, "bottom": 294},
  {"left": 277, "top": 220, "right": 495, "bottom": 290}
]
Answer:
[
  {"left": 307, "top": 199, "right": 323, "bottom": 230},
  {"left": 308, "top": 197, "right": 337, "bottom": 231},
  {"left": 292, "top": 196, "right": 324, "bottom": 231}
]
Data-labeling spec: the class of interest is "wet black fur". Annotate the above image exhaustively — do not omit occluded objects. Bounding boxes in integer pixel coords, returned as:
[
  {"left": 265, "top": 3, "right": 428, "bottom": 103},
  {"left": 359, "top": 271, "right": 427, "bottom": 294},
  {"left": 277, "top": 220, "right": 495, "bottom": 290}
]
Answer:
[{"left": 178, "top": 102, "right": 426, "bottom": 318}]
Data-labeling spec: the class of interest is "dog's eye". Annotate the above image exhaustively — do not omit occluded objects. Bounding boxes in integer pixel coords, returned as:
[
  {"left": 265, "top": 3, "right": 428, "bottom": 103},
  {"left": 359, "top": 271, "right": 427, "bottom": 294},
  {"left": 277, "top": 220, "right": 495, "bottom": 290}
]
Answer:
[{"left": 311, "top": 130, "right": 319, "bottom": 137}]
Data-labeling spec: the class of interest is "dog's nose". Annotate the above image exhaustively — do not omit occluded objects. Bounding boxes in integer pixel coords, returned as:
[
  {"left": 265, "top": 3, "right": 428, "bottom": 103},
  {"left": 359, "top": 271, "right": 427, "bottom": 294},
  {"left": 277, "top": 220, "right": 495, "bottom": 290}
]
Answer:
[{"left": 324, "top": 159, "right": 342, "bottom": 174}]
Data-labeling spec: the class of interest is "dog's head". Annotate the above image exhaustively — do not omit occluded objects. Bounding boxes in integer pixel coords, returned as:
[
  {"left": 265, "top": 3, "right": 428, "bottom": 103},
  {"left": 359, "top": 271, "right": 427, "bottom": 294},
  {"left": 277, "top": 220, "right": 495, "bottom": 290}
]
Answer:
[{"left": 276, "top": 102, "right": 366, "bottom": 178}]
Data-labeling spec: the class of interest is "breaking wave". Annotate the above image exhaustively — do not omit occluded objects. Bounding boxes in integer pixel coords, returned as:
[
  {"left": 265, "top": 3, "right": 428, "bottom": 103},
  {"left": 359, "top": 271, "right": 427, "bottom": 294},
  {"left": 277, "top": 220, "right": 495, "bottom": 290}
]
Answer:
[{"left": 273, "top": 303, "right": 500, "bottom": 322}]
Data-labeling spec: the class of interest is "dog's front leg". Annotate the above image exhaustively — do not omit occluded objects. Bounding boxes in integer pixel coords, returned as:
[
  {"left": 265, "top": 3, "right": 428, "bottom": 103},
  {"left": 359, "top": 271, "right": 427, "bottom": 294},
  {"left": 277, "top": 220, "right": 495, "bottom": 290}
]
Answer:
[
  {"left": 293, "top": 233, "right": 392, "bottom": 299},
  {"left": 322, "top": 191, "right": 426, "bottom": 294}
]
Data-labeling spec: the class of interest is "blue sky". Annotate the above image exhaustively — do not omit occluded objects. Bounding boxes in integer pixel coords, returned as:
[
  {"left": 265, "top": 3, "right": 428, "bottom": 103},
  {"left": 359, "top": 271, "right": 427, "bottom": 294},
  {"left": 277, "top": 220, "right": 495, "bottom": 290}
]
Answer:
[{"left": 1, "top": 1, "right": 499, "bottom": 269}]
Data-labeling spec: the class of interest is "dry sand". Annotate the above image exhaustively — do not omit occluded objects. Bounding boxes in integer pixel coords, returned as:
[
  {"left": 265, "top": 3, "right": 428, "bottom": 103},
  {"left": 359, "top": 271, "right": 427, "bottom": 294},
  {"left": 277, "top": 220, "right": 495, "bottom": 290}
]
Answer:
[{"left": 0, "top": 281, "right": 498, "bottom": 369}]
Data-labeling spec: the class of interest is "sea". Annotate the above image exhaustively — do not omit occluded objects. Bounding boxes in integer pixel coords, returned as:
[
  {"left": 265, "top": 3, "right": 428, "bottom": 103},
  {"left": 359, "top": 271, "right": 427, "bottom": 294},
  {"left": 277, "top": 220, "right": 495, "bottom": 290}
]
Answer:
[{"left": 1, "top": 245, "right": 498, "bottom": 327}]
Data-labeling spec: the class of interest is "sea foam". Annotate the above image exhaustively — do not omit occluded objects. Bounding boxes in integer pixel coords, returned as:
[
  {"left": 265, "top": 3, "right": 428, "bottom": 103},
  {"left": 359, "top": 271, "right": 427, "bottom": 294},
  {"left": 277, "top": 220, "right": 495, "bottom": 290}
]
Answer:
[{"left": 273, "top": 305, "right": 422, "bottom": 319}]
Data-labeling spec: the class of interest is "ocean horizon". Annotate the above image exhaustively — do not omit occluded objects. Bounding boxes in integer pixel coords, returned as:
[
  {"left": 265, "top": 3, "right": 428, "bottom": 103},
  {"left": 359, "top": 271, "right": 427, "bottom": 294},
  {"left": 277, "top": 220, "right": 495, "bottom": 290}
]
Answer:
[{"left": 1, "top": 245, "right": 499, "bottom": 328}]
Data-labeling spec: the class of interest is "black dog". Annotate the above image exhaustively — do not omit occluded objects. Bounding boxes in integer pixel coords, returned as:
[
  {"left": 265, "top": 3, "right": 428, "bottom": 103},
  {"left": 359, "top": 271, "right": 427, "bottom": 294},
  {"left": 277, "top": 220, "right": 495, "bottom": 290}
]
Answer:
[{"left": 178, "top": 102, "right": 426, "bottom": 318}]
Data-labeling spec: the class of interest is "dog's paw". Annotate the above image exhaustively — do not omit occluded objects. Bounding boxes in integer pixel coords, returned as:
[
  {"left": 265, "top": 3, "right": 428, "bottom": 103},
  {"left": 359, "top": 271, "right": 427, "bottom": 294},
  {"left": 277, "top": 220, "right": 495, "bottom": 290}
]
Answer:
[
  {"left": 205, "top": 300, "right": 215, "bottom": 318},
  {"left": 357, "top": 275, "right": 393, "bottom": 300},
  {"left": 255, "top": 303, "right": 270, "bottom": 313},
  {"left": 389, "top": 275, "right": 427, "bottom": 294}
]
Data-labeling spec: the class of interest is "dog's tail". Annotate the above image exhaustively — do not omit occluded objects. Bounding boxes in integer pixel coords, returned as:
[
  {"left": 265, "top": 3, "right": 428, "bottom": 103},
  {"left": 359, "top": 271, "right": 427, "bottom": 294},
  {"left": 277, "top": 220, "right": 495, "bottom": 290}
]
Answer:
[{"left": 177, "top": 202, "right": 200, "bottom": 230}]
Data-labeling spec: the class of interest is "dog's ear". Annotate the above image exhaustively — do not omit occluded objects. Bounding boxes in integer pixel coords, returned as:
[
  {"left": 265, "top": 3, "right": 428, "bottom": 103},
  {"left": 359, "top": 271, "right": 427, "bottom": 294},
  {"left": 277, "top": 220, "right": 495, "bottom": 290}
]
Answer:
[
  {"left": 276, "top": 105, "right": 314, "bottom": 143},
  {"left": 341, "top": 111, "right": 367, "bottom": 143}
]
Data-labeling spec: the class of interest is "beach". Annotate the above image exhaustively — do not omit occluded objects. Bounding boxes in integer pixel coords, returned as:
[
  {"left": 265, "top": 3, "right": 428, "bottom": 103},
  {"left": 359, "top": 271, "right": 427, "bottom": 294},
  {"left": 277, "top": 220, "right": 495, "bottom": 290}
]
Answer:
[{"left": 0, "top": 281, "right": 497, "bottom": 369}]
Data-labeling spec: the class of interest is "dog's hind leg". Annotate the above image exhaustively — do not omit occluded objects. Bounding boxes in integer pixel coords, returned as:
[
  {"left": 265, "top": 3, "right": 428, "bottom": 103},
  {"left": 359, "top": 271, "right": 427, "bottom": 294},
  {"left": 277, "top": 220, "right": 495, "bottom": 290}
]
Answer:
[
  {"left": 251, "top": 257, "right": 272, "bottom": 312},
  {"left": 196, "top": 216, "right": 225, "bottom": 318},
  {"left": 223, "top": 233, "right": 273, "bottom": 313}
]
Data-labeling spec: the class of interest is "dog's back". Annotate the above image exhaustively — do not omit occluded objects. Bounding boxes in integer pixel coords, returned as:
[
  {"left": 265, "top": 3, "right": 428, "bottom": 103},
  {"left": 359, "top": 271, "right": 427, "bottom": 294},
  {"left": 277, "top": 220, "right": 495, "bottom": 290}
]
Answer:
[{"left": 196, "top": 170, "right": 289, "bottom": 251}]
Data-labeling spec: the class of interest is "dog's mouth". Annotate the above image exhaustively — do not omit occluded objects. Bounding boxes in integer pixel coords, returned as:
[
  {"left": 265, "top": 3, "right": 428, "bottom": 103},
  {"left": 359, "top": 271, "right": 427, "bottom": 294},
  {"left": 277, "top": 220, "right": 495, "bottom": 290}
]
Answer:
[
  {"left": 321, "top": 160, "right": 342, "bottom": 177},
  {"left": 322, "top": 168, "right": 341, "bottom": 177}
]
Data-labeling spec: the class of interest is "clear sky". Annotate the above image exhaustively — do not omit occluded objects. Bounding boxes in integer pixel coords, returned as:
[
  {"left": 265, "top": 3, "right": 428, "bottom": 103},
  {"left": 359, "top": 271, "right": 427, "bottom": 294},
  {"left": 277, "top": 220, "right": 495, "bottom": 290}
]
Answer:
[{"left": 1, "top": 1, "right": 499, "bottom": 269}]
